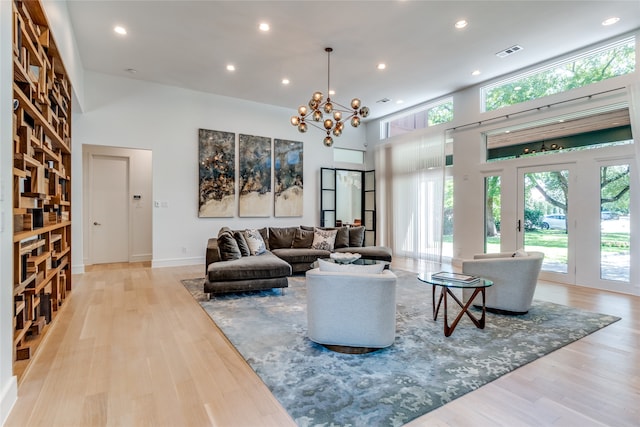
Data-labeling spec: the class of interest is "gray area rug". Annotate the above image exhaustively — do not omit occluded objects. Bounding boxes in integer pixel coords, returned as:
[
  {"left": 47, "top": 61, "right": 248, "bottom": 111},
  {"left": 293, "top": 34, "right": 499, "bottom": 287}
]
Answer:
[{"left": 182, "top": 270, "right": 619, "bottom": 427}]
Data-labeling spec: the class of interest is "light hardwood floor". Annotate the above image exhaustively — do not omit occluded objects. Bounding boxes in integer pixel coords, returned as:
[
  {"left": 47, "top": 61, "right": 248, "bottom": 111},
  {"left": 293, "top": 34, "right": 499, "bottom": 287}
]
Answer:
[{"left": 5, "top": 260, "right": 639, "bottom": 426}]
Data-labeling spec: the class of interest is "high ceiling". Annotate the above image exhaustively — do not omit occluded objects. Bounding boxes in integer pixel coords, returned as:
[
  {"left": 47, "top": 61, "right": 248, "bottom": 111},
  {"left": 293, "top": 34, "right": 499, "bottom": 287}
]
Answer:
[{"left": 66, "top": 1, "right": 640, "bottom": 120}]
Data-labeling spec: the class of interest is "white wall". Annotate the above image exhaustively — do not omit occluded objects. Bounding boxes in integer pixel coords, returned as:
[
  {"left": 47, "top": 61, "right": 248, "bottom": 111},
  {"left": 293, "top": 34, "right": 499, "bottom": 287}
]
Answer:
[
  {"left": 74, "top": 71, "right": 367, "bottom": 268},
  {"left": 1, "top": 0, "right": 18, "bottom": 421}
]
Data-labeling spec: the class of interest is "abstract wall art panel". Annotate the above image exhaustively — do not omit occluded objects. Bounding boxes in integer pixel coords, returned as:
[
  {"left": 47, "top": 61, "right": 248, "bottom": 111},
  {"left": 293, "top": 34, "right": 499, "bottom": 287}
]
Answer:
[
  {"left": 198, "top": 129, "right": 236, "bottom": 218},
  {"left": 274, "top": 139, "right": 304, "bottom": 217},
  {"left": 238, "top": 134, "right": 272, "bottom": 217}
]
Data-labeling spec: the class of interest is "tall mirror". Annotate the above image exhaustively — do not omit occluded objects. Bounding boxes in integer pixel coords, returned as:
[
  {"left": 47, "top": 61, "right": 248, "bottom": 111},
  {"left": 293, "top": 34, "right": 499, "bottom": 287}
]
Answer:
[
  {"left": 336, "top": 169, "right": 363, "bottom": 226},
  {"left": 320, "top": 168, "right": 376, "bottom": 243}
]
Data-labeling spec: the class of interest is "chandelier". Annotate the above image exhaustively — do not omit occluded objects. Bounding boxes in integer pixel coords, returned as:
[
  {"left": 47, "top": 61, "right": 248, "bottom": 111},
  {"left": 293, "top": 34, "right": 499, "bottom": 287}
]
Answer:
[
  {"left": 522, "top": 141, "right": 563, "bottom": 155},
  {"left": 290, "top": 47, "right": 369, "bottom": 147}
]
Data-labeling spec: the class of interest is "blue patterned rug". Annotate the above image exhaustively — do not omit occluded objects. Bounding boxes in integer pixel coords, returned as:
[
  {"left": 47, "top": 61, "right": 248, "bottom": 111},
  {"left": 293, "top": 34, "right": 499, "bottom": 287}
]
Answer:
[{"left": 182, "top": 270, "right": 619, "bottom": 426}]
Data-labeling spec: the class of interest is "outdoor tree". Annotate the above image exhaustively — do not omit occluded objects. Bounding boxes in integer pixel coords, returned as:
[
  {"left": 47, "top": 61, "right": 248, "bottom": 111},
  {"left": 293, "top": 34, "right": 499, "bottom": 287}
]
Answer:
[
  {"left": 428, "top": 101, "right": 453, "bottom": 126},
  {"left": 485, "top": 41, "right": 635, "bottom": 111},
  {"left": 485, "top": 176, "right": 500, "bottom": 236},
  {"left": 601, "top": 165, "right": 630, "bottom": 213}
]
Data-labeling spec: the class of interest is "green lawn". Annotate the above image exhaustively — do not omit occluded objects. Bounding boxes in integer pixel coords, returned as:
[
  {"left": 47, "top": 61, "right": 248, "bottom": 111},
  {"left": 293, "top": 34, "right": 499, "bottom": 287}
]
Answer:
[{"left": 444, "top": 229, "right": 629, "bottom": 265}]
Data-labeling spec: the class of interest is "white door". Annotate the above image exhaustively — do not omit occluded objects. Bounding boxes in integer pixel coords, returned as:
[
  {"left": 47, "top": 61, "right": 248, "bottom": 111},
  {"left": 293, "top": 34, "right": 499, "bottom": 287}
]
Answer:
[{"left": 90, "top": 155, "right": 129, "bottom": 264}]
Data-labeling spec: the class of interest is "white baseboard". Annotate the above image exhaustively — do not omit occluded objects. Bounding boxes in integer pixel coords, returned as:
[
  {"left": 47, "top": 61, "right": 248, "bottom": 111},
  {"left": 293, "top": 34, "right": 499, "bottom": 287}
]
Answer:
[
  {"left": 130, "top": 253, "right": 152, "bottom": 263},
  {"left": 152, "top": 256, "right": 204, "bottom": 268},
  {"left": 0, "top": 376, "right": 17, "bottom": 426},
  {"left": 72, "top": 263, "right": 85, "bottom": 275}
]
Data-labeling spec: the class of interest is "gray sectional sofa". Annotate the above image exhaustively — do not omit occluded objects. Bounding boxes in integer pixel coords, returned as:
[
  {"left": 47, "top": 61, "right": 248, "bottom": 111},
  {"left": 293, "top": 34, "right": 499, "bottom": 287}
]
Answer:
[{"left": 204, "top": 226, "right": 392, "bottom": 295}]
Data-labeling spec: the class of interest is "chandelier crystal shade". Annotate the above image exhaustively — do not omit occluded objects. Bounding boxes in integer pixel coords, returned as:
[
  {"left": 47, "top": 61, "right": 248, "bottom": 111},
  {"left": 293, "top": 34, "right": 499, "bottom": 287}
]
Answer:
[{"left": 290, "top": 47, "right": 369, "bottom": 147}]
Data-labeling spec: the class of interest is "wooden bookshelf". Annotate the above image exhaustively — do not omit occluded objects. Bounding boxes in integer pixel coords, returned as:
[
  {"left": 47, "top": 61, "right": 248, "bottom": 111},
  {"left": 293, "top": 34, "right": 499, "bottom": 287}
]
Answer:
[{"left": 11, "top": 0, "right": 72, "bottom": 379}]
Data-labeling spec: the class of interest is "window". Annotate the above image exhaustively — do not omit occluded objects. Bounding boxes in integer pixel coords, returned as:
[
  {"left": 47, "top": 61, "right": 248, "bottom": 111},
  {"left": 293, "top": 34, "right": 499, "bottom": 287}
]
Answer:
[
  {"left": 333, "top": 148, "right": 364, "bottom": 164},
  {"left": 482, "top": 37, "right": 635, "bottom": 112},
  {"left": 381, "top": 98, "right": 453, "bottom": 139}
]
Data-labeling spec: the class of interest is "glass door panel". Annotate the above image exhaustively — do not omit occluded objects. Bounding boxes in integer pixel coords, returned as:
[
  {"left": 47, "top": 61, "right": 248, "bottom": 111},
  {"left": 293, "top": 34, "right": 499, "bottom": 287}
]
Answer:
[
  {"left": 442, "top": 176, "right": 454, "bottom": 259},
  {"left": 600, "top": 164, "right": 630, "bottom": 282},
  {"left": 518, "top": 166, "right": 574, "bottom": 282},
  {"left": 484, "top": 176, "right": 501, "bottom": 253}
]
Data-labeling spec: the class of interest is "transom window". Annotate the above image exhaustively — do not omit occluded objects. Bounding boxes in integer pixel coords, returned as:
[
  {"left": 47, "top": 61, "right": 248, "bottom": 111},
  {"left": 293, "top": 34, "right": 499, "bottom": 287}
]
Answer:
[
  {"left": 482, "top": 37, "right": 635, "bottom": 112},
  {"left": 381, "top": 98, "right": 453, "bottom": 139}
]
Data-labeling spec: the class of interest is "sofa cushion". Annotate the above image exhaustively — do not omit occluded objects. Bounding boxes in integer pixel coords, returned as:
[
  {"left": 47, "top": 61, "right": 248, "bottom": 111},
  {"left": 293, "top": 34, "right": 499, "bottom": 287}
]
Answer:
[
  {"left": 291, "top": 228, "right": 314, "bottom": 248},
  {"left": 317, "top": 258, "right": 385, "bottom": 274},
  {"left": 207, "top": 252, "right": 291, "bottom": 282},
  {"left": 258, "top": 227, "right": 269, "bottom": 250},
  {"left": 311, "top": 228, "right": 338, "bottom": 251},
  {"left": 271, "top": 248, "right": 331, "bottom": 265},
  {"left": 268, "top": 226, "right": 298, "bottom": 249},
  {"left": 334, "top": 227, "right": 350, "bottom": 249},
  {"left": 217, "top": 229, "right": 242, "bottom": 261},
  {"left": 302, "top": 226, "right": 349, "bottom": 248},
  {"left": 244, "top": 228, "right": 267, "bottom": 255},
  {"left": 234, "top": 231, "right": 251, "bottom": 257},
  {"left": 348, "top": 226, "right": 365, "bottom": 247}
]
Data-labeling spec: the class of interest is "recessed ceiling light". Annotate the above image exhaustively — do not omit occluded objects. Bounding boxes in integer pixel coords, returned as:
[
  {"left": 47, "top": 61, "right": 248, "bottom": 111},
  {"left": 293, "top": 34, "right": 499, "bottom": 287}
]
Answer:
[
  {"left": 472, "top": 70, "right": 481, "bottom": 76},
  {"left": 602, "top": 17, "right": 620, "bottom": 26},
  {"left": 377, "top": 63, "right": 386, "bottom": 70},
  {"left": 259, "top": 22, "right": 270, "bottom": 32},
  {"left": 455, "top": 20, "right": 468, "bottom": 29},
  {"left": 114, "top": 26, "right": 127, "bottom": 35},
  {"left": 226, "top": 64, "right": 235, "bottom": 71},
  {"left": 396, "top": 100, "right": 404, "bottom": 104},
  {"left": 282, "top": 78, "right": 290, "bottom": 85},
  {"left": 329, "top": 90, "right": 335, "bottom": 96}
]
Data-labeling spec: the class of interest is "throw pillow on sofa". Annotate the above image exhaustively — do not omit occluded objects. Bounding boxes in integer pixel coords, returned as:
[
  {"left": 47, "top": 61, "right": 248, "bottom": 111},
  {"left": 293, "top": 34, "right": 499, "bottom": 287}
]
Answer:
[
  {"left": 311, "top": 228, "right": 338, "bottom": 251},
  {"left": 317, "top": 258, "right": 385, "bottom": 274},
  {"left": 234, "top": 231, "right": 251, "bottom": 257},
  {"left": 291, "top": 228, "right": 314, "bottom": 248},
  {"left": 244, "top": 229, "right": 267, "bottom": 255},
  {"left": 268, "top": 226, "right": 298, "bottom": 249},
  {"left": 348, "top": 226, "right": 365, "bottom": 247},
  {"left": 333, "top": 226, "right": 350, "bottom": 249},
  {"left": 217, "top": 229, "right": 242, "bottom": 261},
  {"left": 303, "top": 225, "right": 349, "bottom": 248}
]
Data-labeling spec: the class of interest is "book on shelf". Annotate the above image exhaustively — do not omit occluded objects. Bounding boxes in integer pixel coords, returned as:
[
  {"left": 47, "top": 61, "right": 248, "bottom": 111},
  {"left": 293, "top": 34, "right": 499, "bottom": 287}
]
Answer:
[{"left": 431, "top": 271, "right": 480, "bottom": 283}]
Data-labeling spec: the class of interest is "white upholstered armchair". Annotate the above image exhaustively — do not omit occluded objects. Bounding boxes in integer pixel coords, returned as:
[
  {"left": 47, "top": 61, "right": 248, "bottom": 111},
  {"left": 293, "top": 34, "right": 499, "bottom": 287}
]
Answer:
[
  {"left": 462, "top": 251, "right": 544, "bottom": 315},
  {"left": 305, "top": 267, "right": 397, "bottom": 352}
]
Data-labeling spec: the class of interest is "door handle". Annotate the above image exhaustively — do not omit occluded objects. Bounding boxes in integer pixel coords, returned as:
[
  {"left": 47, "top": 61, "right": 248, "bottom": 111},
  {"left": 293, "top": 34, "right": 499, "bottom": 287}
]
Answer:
[
  {"left": 93, "top": 221, "right": 101, "bottom": 226},
  {"left": 517, "top": 219, "right": 521, "bottom": 232}
]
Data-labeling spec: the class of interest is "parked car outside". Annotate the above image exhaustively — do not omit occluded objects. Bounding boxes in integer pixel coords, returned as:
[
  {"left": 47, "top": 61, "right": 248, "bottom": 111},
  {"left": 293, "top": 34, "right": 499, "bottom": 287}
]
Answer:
[
  {"left": 541, "top": 214, "right": 566, "bottom": 230},
  {"left": 600, "top": 211, "right": 619, "bottom": 220}
]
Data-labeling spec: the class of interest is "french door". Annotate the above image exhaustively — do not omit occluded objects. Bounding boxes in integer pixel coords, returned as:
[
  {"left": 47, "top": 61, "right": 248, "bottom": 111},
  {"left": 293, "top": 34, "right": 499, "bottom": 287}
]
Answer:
[
  {"left": 515, "top": 160, "right": 632, "bottom": 292},
  {"left": 517, "top": 164, "right": 575, "bottom": 283}
]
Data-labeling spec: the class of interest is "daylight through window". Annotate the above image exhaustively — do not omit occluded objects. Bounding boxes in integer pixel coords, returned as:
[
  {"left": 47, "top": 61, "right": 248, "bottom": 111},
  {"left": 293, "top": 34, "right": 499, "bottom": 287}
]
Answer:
[
  {"left": 482, "top": 37, "right": 635, "bottom": 112},
  {"left": 381, "top": 98, "right": 453, "bottom": 139}
]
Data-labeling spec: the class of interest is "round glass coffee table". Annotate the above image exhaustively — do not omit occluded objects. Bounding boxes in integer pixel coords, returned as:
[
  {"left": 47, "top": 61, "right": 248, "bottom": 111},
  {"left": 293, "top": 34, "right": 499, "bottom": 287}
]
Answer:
[{"left": 418, "top": 272, "right": 493, "bottom": 337}]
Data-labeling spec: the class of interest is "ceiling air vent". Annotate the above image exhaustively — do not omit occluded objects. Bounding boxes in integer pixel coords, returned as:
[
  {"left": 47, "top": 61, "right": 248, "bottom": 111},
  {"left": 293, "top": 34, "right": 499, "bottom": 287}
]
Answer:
[
  {"left": 496, "top": 45, "right": 524, "bottom": 58},
  {"left": 377, "top": 97, "right": 391, "bottom": 103}
]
